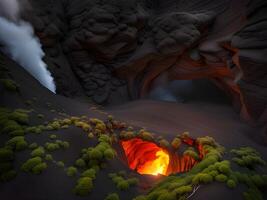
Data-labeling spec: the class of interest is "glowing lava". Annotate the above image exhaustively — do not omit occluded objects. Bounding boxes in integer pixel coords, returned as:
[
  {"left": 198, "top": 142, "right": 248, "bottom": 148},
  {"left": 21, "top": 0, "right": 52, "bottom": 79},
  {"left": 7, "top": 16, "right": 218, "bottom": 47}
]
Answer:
[
  {"left": 138, "top": 149, "right": 169, "bottom": 175},
  {"left": 121, "top": 138, "right": 170, "bottom": 176}
]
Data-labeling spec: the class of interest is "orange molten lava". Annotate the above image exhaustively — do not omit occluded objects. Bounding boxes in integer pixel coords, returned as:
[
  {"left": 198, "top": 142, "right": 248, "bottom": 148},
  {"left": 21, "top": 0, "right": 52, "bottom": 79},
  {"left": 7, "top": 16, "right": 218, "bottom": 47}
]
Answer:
[{"left": 121, "top": 138, "right": 170, "bottom": 176}]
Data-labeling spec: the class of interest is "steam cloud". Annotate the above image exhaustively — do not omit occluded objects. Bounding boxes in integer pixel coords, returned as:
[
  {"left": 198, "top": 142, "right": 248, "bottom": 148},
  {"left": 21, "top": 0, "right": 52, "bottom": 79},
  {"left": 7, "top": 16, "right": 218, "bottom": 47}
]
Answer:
[{"left": 0, "top": 0, "right": 56, "bottom": 93}]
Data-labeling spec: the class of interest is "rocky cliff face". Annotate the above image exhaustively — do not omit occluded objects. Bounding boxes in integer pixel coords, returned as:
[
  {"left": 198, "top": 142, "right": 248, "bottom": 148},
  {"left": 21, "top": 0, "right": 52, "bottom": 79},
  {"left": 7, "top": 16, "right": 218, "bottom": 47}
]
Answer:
[{"left": 23, "top": 0, "right": 267, "bottom": 126}]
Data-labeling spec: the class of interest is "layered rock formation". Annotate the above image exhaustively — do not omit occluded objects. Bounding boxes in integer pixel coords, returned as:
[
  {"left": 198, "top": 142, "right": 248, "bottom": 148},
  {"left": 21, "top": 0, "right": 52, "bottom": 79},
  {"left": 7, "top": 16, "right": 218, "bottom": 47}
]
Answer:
[{"left": 22, "top": 0, "right": 267, "bottom": 127}]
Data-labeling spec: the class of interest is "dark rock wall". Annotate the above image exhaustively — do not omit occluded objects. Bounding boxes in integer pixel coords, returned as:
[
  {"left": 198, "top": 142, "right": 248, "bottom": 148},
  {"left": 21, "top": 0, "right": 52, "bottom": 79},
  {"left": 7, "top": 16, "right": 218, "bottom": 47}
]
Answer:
[{"left": 23, "top": 0, "right": 267, "bottom": 127}]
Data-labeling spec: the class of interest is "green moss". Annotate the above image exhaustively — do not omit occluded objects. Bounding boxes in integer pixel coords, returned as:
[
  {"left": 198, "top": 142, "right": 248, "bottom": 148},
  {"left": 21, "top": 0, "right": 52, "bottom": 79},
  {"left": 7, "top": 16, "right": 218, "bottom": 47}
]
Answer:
[
  {"left": 56, "top": 161, "right": 65, "bottom": 168},
  {"left": 31, "top": 147, "right": 45, "bottom": 157},
  {"left": 0, "top": 148, "right": 14, "bottom": 162},
  {"left": 159, "top": 139, "right": 170, "bottom": 148},
  {"left": 0, "top": 79, "right": 18, "bottom": 91},
  {"left": 132, "top": 196, "right": 146, "bottom": 200},
  {"left": 227, "top": 179, "right": 237, "bottom": 189},
  {"left": 21, "top": 157, "right": 42, "bottom": 172},
  {"left": 89, "top": 149, "right": 103, "bottom": 160},
  {"left": 231, "top": 147, "right": 266, "bottom": 169},
  {"left": 75, "top": 159, "right": 86, "bottom": 168},
  {"left": 81, "top": 168, "right": 96, "bottom": 179},
  {"left": 6, "top": 136, "right": 28, "bottom": 151},
  {"left": 9, "top": 110, "right": 29, "bottom": 124},
  {"left": 0, "top": 170, "right": 17, "bottom": 182},
  {"left": 192, "top": 173, "right": 213, "bottom": 184},
  {"left": 183, "top": 148, "right": 199, "bottom": 160},
  {"left": 9, "top": 129, "right": 25, "bottom": 136},
  {"left": 45, "top": 142, "right": 60, "bottom": 152},
  {"left": 32, "top": 163, "right": 47, "bottom": 174},
  {"left": 61, "top": 141, "right": 70, "bottom": 149},
  {"left": 105, "top": 193, "right": 120, "bottom": 200},
  {"left": 215, "top": 174, "right": 228, "bottom": 182},
  {"left": 104, "top": 149, "right": 116, "bottom": 160},
  {"left": 157, "top": 190, "right": 176, "bottom": 200},
  {"left": 111, "top": 175, "right": 123, "bottom": 183},
  {"left": 139, "top": 130, "right": 154, "bottom": 141},
  {"left": 2, "top": 120, "right": 22, "bottom": 135},
  {"left": 117, "top": 180, "right": 129, "bottom": 190},
  {"left": 45, "top": 154, "right": 53, "bottom": 161},
  {"left": 49, "top": 134, "right": 57, "bottom": 139},
  {"left": 99, "top": 135, "right": 112, "bottom": 144},
  {"left": 127, "top": 177, "right": 139, "bottom": 186},
  {"left": 250, "top": 175, "right": 265, "bottom": 187},
  {"left": 74, "top": 177, "right": 93, "bottom": 196},
  {"left": 171, "top": 138, "right": 181, "bottom": 149},
  {"left": 88, "top": 132, "right": 94, "bottom": 139},
  {"left": 173, "top": 185, "right": 192, "bottom": 194},
  {"left": 66, "top": 166, "right": 78, "bottom": 177},
  {"left": 29, "top": 143, "right": 38, "bottom": 149},
  {"left": 61, "top": 125, "right": 69, "bottom": 129}
]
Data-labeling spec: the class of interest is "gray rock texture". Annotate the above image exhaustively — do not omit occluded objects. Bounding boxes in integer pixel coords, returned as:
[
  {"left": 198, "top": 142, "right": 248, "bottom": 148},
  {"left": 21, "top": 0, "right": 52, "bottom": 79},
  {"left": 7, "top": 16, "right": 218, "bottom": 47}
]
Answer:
[{"left": 22, "top": 0, "right": 267, "bottom": 129}]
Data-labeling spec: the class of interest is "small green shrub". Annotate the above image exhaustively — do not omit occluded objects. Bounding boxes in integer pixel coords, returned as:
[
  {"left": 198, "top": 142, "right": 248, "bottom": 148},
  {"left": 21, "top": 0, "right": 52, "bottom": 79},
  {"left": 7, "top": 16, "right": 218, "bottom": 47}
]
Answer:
[
  {"left": 0, "top": 148, "right": 14, "bottom": 162},
  {"left": 49, "top": 134, "right": 57, "bottom": 139},
  {"left": 89, "top": 149, "right": 103, "bottom": 160},
  {"left": 81, "top": 168, "right": 96, "bottom": 179},
  {"left": 45, "top": 142, "right": 60, "bottom": 152},
  {"left": 9, "top": 110, "right": 29, "bottom": 124},
  {"left": 171, "top": 138, "right": 181, "bottom": 149},
  {"left": 29, "top": 143, "right": 38, "bottom": 149},
  {"left": 174, "top": 185, "right": 192, "bottom": 194},
  {"left": 66, "top": 166, "right": 77, "bottom": 177},
  {"left": 45, "top": 154, "right": 53, "bottom": 161},
  {"left": 32, "top": 163, "right": 47, "bottom": 174},
  {"left": 117, "top": 180, "right": 129, "bottom": 190},
  {"left": 0, "top": 170, "right": 17, "bottom": 182},
  {"left": 0, "top": 79, "right": 18, "bottom": 91},
  {"left": 127, "top": 177, "right": 139, "bottom": 186},
  {"left": 132, "top": 196, "right": 146, "bottom": 200},
  {"left": 227, "top": 179, "right": 237, "bottom": 189},
  {"left": 104, "top": 149, "right": 116, "bottom": 160},
  {"left": 56, "top": 161, "right": 65, "bottom": 168},
  {"left": 215, "top": 174, "right": 228, "bottom": 182},
  {"left": 192, "top": 173, "right": 213, "bottom": 184},
  {"left": 6, "top": 136, "right": 28, "bottom": 151},
  {"left": 99, "top": 135, "right": 111, "bottom": 144},
  {"left": 2, "top": 120, "right": 22, "bottom": 134},
  {"left": 88, "top": 132, "right": 94, "bottom": 139},
  {"left": 74, "top": 177, "right": 93, "bottom": 196},
  {"left": 159, "top": 139, "right": 170, "bottom": 148},
  {"left": 21, "top": 157, "right": 42, "bottom": 172},
  {"left": 105, "top": 193, "right": 120, "bottom": 200},
  {"left": 75, "top": 159, "right": 86, "bottom": 168},
  {"left": 61, "top": 141, "right": 70, "bottom": 149},
  {"left": 31, "top": 147, "right": 45, "bottom": 157},
  {"left": 112, "top": 176, "right": 124, "bottom": 184}
]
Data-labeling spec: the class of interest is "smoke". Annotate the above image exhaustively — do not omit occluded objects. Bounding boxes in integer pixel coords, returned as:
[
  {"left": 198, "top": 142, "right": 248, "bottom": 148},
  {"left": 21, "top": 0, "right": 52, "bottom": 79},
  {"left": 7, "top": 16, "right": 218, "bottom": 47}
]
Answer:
[
  {"left": 0, "top": 0, "right": 56, "bottom": 93},
  {"left": 149, "top": 80, "right": 193, "bottom": 103},
  {"left": 0, "top": 0, "right": 20, "bottom": 21}
]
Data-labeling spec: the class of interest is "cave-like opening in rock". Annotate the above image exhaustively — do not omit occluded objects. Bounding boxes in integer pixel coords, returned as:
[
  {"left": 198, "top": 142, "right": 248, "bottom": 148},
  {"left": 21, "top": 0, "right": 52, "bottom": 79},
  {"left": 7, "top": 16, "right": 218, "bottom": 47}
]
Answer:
[
  {"left": 120, "top": 137, "right": 204, "bottom": 176},
  {"left": 148, "top": 78, "right": 231, "bottom": 105}
]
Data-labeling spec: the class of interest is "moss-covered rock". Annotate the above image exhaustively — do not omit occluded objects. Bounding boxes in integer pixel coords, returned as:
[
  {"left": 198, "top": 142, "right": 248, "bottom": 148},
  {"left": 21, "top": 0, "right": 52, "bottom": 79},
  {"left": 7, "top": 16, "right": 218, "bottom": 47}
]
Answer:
[{"left": 74, "top": 177, "right": 93, "bottom": 196}]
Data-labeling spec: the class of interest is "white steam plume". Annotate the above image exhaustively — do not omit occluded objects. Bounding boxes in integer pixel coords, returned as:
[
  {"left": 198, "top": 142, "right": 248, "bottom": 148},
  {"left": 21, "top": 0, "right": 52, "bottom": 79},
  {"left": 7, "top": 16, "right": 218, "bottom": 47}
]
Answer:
[{"left": 0, "top": 0, "right": 56, "bottom": 93}]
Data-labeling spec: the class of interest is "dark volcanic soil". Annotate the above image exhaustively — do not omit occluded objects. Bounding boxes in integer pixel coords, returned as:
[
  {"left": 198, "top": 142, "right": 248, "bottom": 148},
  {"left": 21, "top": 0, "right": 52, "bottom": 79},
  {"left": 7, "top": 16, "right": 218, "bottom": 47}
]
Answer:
[{"left": 0, "top": 54, "right": 267, "bottom": 200}]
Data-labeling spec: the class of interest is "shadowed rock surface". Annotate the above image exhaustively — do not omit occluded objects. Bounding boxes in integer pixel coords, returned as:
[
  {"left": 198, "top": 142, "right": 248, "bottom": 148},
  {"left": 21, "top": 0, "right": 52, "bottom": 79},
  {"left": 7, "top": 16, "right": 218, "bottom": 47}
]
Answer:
[{"left": 21, "top": 0, "right": 267, "bottom": 129}]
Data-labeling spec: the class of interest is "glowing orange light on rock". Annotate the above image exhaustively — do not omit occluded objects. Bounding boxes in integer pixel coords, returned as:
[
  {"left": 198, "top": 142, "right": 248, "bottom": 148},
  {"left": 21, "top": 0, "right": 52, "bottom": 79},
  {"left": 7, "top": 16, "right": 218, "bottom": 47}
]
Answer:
[
  {"left": 121, "top": 138, "right": 170, "bottom": 176},
  {"left": 121, "top": 137, "right": 205, "bottom": 176},
  {"left": 138, "top": 149, "right": 169, "bottom": 175}
]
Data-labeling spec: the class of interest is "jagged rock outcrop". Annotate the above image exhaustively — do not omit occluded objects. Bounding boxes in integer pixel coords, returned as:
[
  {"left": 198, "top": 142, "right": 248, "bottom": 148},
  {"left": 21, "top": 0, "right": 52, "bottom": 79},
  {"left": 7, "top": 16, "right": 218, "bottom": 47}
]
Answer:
[{"left": 23, "top": 0, "right": 267, "bottom": 128}]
